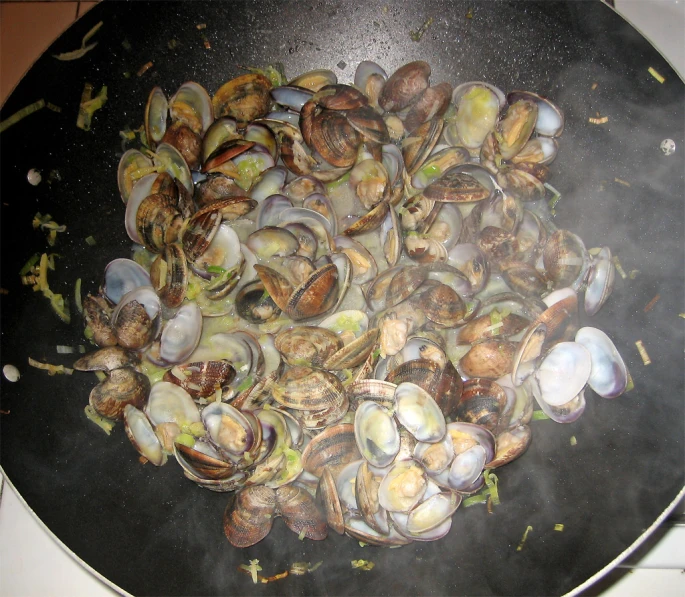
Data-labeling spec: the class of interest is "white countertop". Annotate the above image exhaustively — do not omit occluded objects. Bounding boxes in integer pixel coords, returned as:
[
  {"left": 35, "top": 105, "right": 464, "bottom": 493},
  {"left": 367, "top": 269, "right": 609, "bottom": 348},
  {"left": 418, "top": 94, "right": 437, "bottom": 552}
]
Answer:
[{"left": 1, "top": 1, "right": 683, "bottom": 596}]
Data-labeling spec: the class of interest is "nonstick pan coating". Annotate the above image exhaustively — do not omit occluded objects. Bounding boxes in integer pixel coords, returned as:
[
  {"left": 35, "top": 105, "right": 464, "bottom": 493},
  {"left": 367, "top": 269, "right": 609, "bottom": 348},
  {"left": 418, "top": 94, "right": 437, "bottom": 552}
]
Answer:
[{"left": 1, "top": 1, "right": 683, "bottom": 595}]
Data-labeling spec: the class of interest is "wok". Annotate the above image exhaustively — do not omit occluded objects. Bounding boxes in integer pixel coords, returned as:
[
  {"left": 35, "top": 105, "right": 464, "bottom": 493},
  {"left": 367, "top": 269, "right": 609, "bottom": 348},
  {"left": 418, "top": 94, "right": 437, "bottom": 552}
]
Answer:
[{"left": 0, "top": 1, "right": 683, "bottom": 595}]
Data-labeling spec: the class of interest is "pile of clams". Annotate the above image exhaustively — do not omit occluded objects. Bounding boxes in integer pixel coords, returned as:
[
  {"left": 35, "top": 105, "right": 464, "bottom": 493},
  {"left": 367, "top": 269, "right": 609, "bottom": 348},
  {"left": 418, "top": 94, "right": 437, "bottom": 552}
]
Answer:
[{"left": 74, "top": 60, "right": 627, "bottom": 548}]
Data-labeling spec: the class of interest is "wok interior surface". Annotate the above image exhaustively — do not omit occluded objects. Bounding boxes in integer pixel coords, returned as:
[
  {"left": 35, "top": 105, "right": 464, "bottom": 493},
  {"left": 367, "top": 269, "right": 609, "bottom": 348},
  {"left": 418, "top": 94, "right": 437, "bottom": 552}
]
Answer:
[{"left": 0, "top": 1, "right": 683, "bottom": 595}]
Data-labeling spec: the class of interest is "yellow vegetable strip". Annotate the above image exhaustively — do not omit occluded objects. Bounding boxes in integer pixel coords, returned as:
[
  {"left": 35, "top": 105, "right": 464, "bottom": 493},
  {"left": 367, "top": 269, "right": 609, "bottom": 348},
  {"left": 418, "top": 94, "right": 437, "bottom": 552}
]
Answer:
[
  {"left": 648, "top": 67, "right": 665, "bottom": 83},
  {"left": 635, "top": 340, "right": 651, "bottom": 365}
]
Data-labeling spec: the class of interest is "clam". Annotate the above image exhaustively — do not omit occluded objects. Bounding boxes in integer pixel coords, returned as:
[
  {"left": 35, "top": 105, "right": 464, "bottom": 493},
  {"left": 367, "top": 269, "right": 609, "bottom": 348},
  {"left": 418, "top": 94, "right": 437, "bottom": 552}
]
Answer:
[
  {"left": 459, "top": 339, "right": 517, "bottom": 380},
  {"left": 159, "top": 302, "right": 202, "bottom": 364},
  {"left": 123, "top": 405, "right": 166, "bottom": 466},
  {"left": 584, "top": 247, "right": 615, "bottom": 316},
  {"left": 163, "top": 360, "right": 235, "bottom": 399},
  {"left": 286, "top": 263, "right": 339, "bottom": 321},
  {"left": 223, "top": 485, "right": 276, "bottom": 548},
  {"left": 575, "top": 327, "right": 628, "bottom": 399},
  {"left": 404, "top": 82, "right": 452, "bottom": 133},
  {"left": 534, "top": 341, "right": 592, "bottom": 406},
  {"left": 317, "top": 467, "right": 345, "bottom": 534},
  {"left": 235, "top": 279, "right": 281, "bottom": 324},
  {"left": 496, "top": 99, "right": 538, "bottom": 160},
  {"left": 378, "top": 460, "right": 428, "bottom": 513},
  {"left": 379, "top": 60, "right": 431, "bottom": 112},
  {"left": 394, "top": 382, "right": 446, "bottom": 443},
  {"left": 455, "top": 379, "right": 508, "bottom": 433},
  {"left": 543, "top": 229, "right": 590, "bottom": 291},
  {"left": 354, "top": 400, "right": 400, "bottom": 468},
  {"left": 486, "top": 424, "right": 532, "bottom": 468},
  {"left": 507, "top": 90, "right": 565, "bottom": 137},
  {"left": 145, "top": 86, "right": 168, "bottom": 150},
  {"left": 274, "top": 326, "right": 343, "bottom": 368},
  {"left": 89, "top": 367, "right": 150, "bottom": 420},
  {"left": 451, "top": 82, "right": 504, "bottom": 149},
  {"left": 145, "top": 381, "right": 201, "bottom": 428},
  {"left": 213, "top": 73, "right": 272, "bottom": 126},
  {"left": 272, "top": 366, "right": 345, "bottom": 411},
  {"left": 301, "top": 423, "right": 360, "bottom": 478}
]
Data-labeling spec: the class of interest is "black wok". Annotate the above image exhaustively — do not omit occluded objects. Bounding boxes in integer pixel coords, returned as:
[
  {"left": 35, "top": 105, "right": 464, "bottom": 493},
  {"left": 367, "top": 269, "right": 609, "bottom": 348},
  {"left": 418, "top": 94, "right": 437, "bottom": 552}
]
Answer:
[{"left": 1, "top": 1, "right": 683, "bottom": 595}]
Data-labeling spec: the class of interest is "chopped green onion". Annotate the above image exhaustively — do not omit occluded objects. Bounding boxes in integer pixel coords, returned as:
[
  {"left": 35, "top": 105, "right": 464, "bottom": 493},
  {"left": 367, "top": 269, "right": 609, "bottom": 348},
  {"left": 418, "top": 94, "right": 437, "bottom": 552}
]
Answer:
[
  {"left": 85, "top": 235, "right": 97, "bottom": 246},
  {"left": 235, "top": 375, "right": 254, "bottom": 393},
  {"left": 462, "top": 493, "right": 489, "bottom": 507},
  {"left": 174, "top": 433, "right": 195, "bottom": 448},
  {"left": 570, "top": 436, "right": 577, "bottom": 446},
  {"left": 77, "top": 84, "right": 108, "bottom": 131},
  {"left": 554, "top": 523, "right": 564, "bottom": 532},
  {"left": 206, "top": 265, "right": 226, "bottom": 274},
  {"left": 351, "top": 559, "right": 375, "bottom": 571},
  {"left": 648, "top": 66, "right": 665, "bottom": 83},
  {"left": 0, "top": 99, "right": 46, "bottom": 134},
  {"left": 240, "top": 559, "right": 262, "bottom": 584},
  {"left": 53, "top": 21, "right": 103, "bottom": 61},
  {"left": 516, "top": 525, "right": 533, "bottom": 552},
  {"left": 483, "top": 469, "right": 500, "bottom": 505},
  {"left": 532, "top": 410, "right": 550, "bottom": 421},
  {"left": 56, "top": 345, "right": 74, "bottom": 354},
  {"left": 84, "top": 405, "right": 115, "bottom": 435},
  {"left": 409, "top": 17, "right": 433, "bottom": 42},
  {"left": 19, "top": 253, "right": 41, "bottom": 276}
]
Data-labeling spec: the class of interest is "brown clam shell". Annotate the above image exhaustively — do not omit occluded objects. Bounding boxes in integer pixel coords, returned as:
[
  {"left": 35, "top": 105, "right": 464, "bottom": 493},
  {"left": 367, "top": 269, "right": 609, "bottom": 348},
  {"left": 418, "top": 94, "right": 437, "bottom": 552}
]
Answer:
[
  {"left": 163, "top": 360, "right": 236, "bottom": 398},
  {"left": 275, "top": 485, "right": 328, "bottom": 541},
  {"left": 379, "top": 60, "right": 431, "bottom": 112},
  {"left": 456, "top": 378, "right": 508, "bottom": 433},
  {"left": 202, "top": 139, "right": 255, "bottom": 173},
  {"left": 423, "top": 170, "right": 492, "bottom": 203},
  {"left": 82, "top": 295, "right": 117, "bottom": 348},
  {"left": 459, "top": 339, "right": 517, "bottom": 380},
  {"left": 89, "top": 367, "right": 150, "bottom": 420},
  {"left": 223, "top": 485, "right": 276, "bottom": 548},
  {"left": 313, "top": 84, "right": 368, "bottom": 110},
  {"left": 274, "top": 326, "right": 343, "bottom": 368},
  {"left": 174, "top": 442, "right": 237, "bottom": 480},
  {"left": 341, "top": 200, "right": 389, "bottom": 236},
  {"left": 497, "top": 166, "right": 546, "bottom": 202},
  {"left": 501, "top": 262, "right": 548, "bottom": 298},
  {"left": 323, "top": 327, "right": 380, "bottom": 370},
  {"left": 286, "top": 263, "right": 339, "bottom": 321},
  {"left": 420, "top": 283, "right": 466, "bottom": 328},
  {"left": 113, "top": 300, "right": 154, "bottom": 350},
  {"left": 301, "top": 423, "right": 360, "bottom": 478},
  {"left": 195, "top": 174, "right": 245, "bottom": 207},
  {"left": 403, "top": 82, "right": 453, "bottom": 133},
  {"left": 309, "top": 110, "right": 361, "bottom": 168},
  {"left": 386, "top": 265, "right": 427, "bottom": 309},
  {"left": 272, "top": 366, "right": 345, "bottom": 411},
  {"left": 533, "top": 291, "right": 579, "bottom": 346},
  {"left": 212, "top": 74, "right": 272, "bottom": 126},
  {"left": 317, "top": 466, "right": 345, "bottom": 534},
  {"left": 150, "top": 242, "right": 188, "bottom": 308},
  {"left": 497, "top": 99, "right": 538, "bottom": 160},
  {"left": 136, "top": 193, "right": 183, "bottom": 253},
  {"left": 402, "top": 117, "right": 444, "bottom": 176},
  {"left": 457, "top": 312, "right": 531, "bottom": 345},
  {"left": 182, "top": 210, "right": 221, "bottom": 263},
  {"left": 346, "top": 379, "right": 397, "bottom": 411},
  {"left": 346, "top": 105, "right": 391, "bottom": 144},
  {"left": 74, "top": 346, "right": 139, "bottom": 372},
  {"left": 485, "top": 424, "right": 532, "bottom": 468},
  {"left": 161, "top": 121, "right": 202, "bottom": 170},
  {"left": 253, "top": 264, "right": 294, "bottom": 312},
  {"left": 542, "top": 229, "right": 588, "bottom": 289}
]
